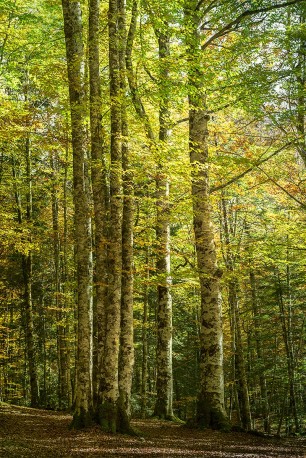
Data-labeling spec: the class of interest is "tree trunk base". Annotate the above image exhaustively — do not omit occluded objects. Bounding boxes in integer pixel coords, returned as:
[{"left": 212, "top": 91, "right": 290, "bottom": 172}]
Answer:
[
  {"left": 70, "top": 408, "right": 93, "bottom": 429},
  {"left": 195, "top": 398, "right": 230, "bottom": 431}
]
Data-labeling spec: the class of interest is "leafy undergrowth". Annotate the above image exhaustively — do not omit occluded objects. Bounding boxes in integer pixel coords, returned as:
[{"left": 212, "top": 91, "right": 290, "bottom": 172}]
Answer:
[{"left": 0, "top": 404, "right": 305, "bottom": 457}]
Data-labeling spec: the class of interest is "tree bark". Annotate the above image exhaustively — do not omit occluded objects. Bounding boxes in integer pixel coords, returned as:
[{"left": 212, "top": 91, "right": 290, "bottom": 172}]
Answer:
[
  {"left": 98, "top": 0, "right": 123, "bottom": 432},
  {"left": 185, "top": 4, "right": 228, "bottom": 430},
  {"left": 62, "top": 0, "right": 93, "bottom": 427},
  {"left": 50, "top": 153, "right": 70, "bottom": 410},
  {"left": 12, "top": 137, "right": 39, "bottom": 408},
  {"left": 118, "top": 0, "right": 135, "bottom": 433},
  {"left": 153, "top": 29, "right": 173, "bottom": 420},
  {"left": 221, "top": 200, "right": 251, "bottom": 431},
  {"left": 88, "top": 0, "right": 109, "bottom": 409}
]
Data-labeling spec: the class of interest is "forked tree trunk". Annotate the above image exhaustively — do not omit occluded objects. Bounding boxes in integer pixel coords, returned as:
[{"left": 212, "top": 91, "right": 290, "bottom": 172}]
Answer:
[
  {"left": 62, "top": 0, "right": 93, "bottom": 427},
  {"left": 185, "top": 4, "right": 228, "bottom": 430}
]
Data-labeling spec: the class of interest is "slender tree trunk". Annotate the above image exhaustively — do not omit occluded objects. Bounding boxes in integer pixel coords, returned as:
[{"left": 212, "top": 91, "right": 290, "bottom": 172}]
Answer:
[
  {"left": 62, "top": 0, "right": 93, "bottom": 427},
  {"left": 50, "top": 153, "right": 69, "bottom": 409},
  {"left": 98, "top": 0, "right": 123, "bottom": 432},
  {"left": 249, "top": 269, "right": 270, "bottom": 432},
  {"left": 153, "top": 29, "right": 173, "bottom": 420},
  {"left": 276, "top": 270, "right": 300, "bottom": 433},
  {"left": 185, "top": 4, "right": 228, "bottom": 430},
  {"left": 296, "top": 12, "right": 306, "bottom": 166},
  {"left": 63, "top": 134, "right": 72, "bottom": 408},
  {"left": 221, "top": 200, "right": 251, "bottom": 430},
  {"left": 13, "top": 138, "right": 39, "bottom": 407},
  {"left": 117, "top": 0, "right": 134, "bottom": 432},
  {"left": 88, "top": 0, "right": 109, "bottom": 409},
  {"left": 141, "top": 247, "right": 150, "bottom": 418}
]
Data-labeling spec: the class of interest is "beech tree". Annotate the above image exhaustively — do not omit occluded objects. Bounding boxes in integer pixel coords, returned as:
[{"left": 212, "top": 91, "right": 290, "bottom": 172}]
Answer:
[
  {"left": 0, "top": 0, "right": 305, "bottom": 437},
  {"left": 62, "top": 0, "right": 93, "bottom": 427}
]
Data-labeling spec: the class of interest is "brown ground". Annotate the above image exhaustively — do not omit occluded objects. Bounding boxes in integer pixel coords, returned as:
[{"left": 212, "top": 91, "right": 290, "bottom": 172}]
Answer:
[{"left": 0, "top": 404, "right": 305, "bottom": 457}]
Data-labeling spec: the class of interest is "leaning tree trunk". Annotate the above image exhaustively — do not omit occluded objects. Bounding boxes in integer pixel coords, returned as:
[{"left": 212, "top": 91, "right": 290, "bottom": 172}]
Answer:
[
  {"left": 98, "top": 0, "right": 123, "bottom": 432},
  {"left": 62, "top": 0, "right": 93, "bottom": 427},
  {"left": 153, "top": 29, "right": 173, "bottom": 420},
  {"left": 185, "top": 4, "right": 228, "bottom": 430}
]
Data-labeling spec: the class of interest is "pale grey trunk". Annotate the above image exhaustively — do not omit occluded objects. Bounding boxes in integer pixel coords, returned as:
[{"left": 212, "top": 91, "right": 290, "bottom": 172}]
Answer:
[
  {"left": 62, "top": 0, "right": 93, "bottom": 427},
  {"left": 153, "top": 31, "right": 173, "bottom": 420},
  {"left": 99, "top": 0, "right": 122, "bottom": 432},
  {"left": 88, "top": 0, "right": 109, "bottom": 407},
  {"left": 186, "top": 5, "right": 228, "bottom": 430},
  {"left": 118, "top": 0, "right": 134, "bottom": 433}
]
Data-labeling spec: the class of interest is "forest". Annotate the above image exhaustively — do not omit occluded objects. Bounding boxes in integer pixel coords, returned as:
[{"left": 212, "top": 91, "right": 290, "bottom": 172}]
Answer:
[{"left": 0, "top": 0, "right": 305, "bottom": 448}]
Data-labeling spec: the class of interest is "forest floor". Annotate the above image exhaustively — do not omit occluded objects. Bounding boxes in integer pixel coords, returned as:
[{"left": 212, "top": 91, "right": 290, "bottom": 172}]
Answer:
[{"left": 0, "top": 403, "right": 305, "bottom": 457}]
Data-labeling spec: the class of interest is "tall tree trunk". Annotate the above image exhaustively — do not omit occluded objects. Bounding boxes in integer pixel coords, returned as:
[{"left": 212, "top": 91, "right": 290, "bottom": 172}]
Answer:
[
  {"left": 88, "top": 0, "right": 109, "bottom": 409},
  {"left": 276, "top": 270, "right": 300, "bottom": 433},
  {"left": 153, "top": 29, "right": 173, "bottom": 420},
  {"left": 141, "top": 247, "right": 150, "bottom": 418},
  {"left": 62, "top": 0, "right": 93, "bottom": 427},
  {"left": 221, "top": 200, "right": 251, "bottom": 431},
  {"left": 63, "top": 132, "right": 73, "bottom": 408},
  {"left": 50, "top": 153, "right": 69, "bottom": 409},
  {"left": 296, "top": 11, "right": 306, "bottom": 166},
  {"left": 98, "top": 0, "right": 123, "bottom": 432},
  {"left": 12, "top": 139, "right": 39, "bottom": 408},
  {"left": 185, "top": 4, "right": 228, "bottom": 430},
  {"left": 23, "top": 136, "right": 39, "bottom": 407},
  {"left": 118, "top": 0, "right": 134, "bottom": 432}
]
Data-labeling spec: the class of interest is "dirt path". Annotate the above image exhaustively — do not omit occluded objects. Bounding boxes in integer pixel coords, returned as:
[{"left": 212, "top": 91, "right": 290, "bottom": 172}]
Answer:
[{"left": 0, "top": 404, "right": 305, "bottom": 457}]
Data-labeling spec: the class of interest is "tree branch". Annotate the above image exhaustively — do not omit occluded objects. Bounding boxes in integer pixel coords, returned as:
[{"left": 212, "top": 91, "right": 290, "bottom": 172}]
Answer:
[
  {"left": 210, "top": 141, "right": 294, "bottom": 193},
  {"left": 126, "top": 0, "right": 155, "bottom": 141},
  {"left": 201, "top": 0, "right": 305, "bottom": 50},
  {"left": 257, "top": 165, "right": 306, "bottom": 208}
]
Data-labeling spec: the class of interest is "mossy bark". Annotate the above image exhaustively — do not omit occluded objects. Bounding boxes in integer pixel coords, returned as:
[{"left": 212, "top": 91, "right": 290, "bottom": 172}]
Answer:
[
  {"left": 98, "top": 0, "right": 122, "bottom": 432},
  {"left": 118, "top": 0, "right": 135, "bottom": 434},
  {"left": 185, "top": 2, "right": 229, "bottom": 431},
  {"left": 88, "top": 0, "right": 109, "bottom": 407},
  {"left": 62, "top": 0, "right": 93, "bottom": 426}
]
